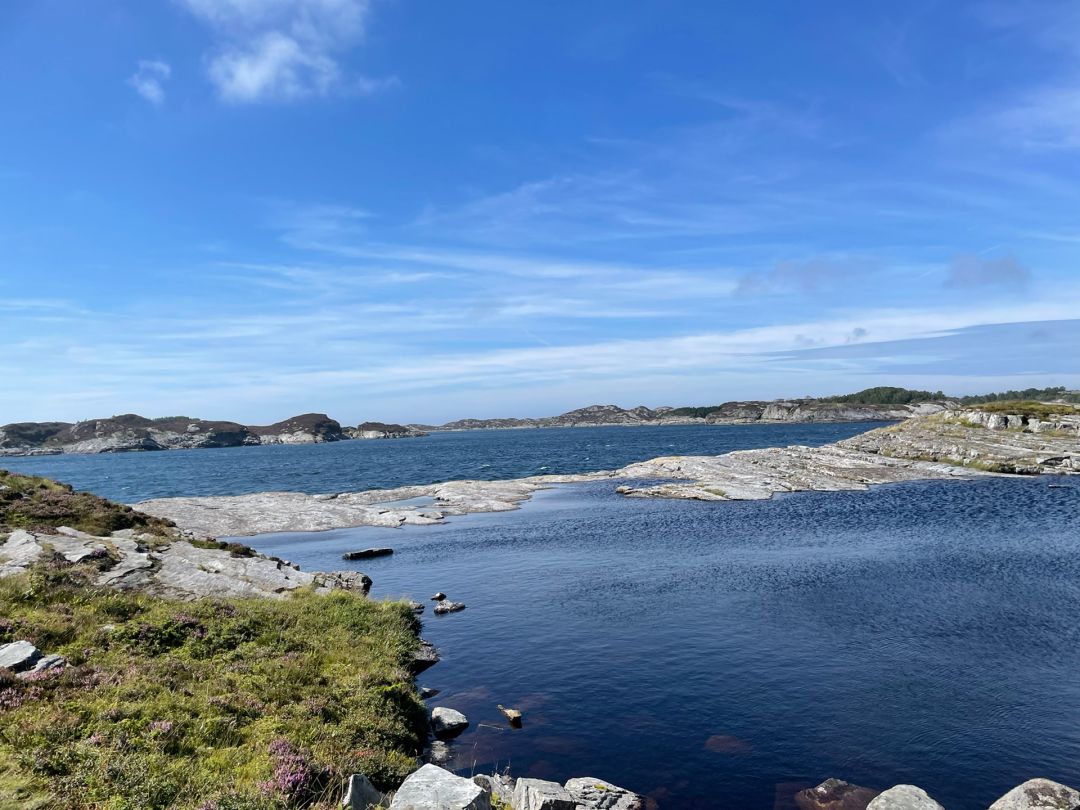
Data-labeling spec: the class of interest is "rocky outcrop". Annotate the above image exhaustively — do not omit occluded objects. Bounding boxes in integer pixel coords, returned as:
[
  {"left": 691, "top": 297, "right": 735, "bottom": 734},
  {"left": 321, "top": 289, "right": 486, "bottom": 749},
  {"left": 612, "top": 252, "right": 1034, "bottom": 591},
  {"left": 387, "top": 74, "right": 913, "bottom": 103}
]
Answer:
[
  {"left": 513, "top": 778, "right": 576, "bottom": 810},
  {"left": 430, "top": 400, "right": 948, "bottom": 431},
  {"left": 136, "top": 407, "right": 1079, "bottom": 536},
  {"left": 564, "top": 777, "right": 645, "bottom": 810},
  {"left": 347, "top": 421, "right": 428, "bottom": 439},
  {"left": 0, "top": 527, "right": 370, "bottom": 601},
  {"left": 247, "top": 413, "right": 345, "bottom": 444}
]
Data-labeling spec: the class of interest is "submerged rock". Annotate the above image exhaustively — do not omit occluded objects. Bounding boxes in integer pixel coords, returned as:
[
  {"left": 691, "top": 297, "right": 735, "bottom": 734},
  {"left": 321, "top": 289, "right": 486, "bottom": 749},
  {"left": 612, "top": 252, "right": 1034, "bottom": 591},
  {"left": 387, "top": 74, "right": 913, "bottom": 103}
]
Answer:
[
  {"left": 795, "top": 778, "right": 879, "bottom": 810},
  {"left": 419, "top": 686, "right": 440, "bottom": 700},
  {"left": 430, "top": 707, "right": 469, "bottom": 738},
  {"left": 342, "top": 548, "right": 393, "bottom": 560},
  {"left": 988, "top": 778, "right": 1080, "bottom": 810},
  {"left": 389, "top": 764, "right": 490, "bottom": 810},
  {"left": 564, "top": 777, "right": 644, "bottom": 810},
  {"left": 426, "top": 740, "right": 452, "bottom": 766},
  {"left": 513, "top": 778, "right": 576, "bottom": 810},
  {"left": 866, "top": 785, "right": 943, "bottom": 810},
  {"left": 497, "top": 704, "right": 522, "bottom": 727}
]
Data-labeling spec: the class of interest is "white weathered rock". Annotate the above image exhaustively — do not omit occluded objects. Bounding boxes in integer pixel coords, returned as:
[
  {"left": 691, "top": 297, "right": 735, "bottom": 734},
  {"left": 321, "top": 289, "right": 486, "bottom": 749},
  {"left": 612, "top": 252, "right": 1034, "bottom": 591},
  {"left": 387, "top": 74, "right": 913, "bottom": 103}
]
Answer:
[
  {"left": 564, "top": 777, "right": 644, "bottom": 810},
  {"left": 433, "top": 600, "right": 466, "bottom": 615},
  {"left": 0, "top": 640, "right": 41, "bottom": 672},
  {"left": 513, "top": 778, "right": 576, "bottom": 810},
  {"left": 988, "top": 778, "right": 1080, "bottom": 810},
  {"left": 431, "top": 707, "right": 469, "bottom": 738},
  {"left": 342, "top": 772, "right": 384, "bottom": 809},
  {"left": 388, "top": 764, "right": 490, "bottom": 810},
  {"left": 865, "top": 785, "right": 943, "bottom": 810}
]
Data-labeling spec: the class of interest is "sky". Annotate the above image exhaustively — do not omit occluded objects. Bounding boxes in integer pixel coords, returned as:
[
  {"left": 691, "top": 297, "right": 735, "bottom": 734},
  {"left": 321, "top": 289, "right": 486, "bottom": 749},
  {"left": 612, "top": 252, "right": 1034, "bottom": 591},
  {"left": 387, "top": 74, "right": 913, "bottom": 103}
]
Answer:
[{"left": 2, "top": 0, "right": 1080, "bottom": 425}]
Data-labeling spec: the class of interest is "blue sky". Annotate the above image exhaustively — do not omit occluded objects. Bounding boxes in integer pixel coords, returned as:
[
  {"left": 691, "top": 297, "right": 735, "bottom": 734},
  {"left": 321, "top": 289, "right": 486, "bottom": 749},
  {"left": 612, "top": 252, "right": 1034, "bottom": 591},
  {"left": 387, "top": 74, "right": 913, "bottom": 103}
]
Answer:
[{"left": 2, "top": 0, "right": 1080, "bottom": 425}]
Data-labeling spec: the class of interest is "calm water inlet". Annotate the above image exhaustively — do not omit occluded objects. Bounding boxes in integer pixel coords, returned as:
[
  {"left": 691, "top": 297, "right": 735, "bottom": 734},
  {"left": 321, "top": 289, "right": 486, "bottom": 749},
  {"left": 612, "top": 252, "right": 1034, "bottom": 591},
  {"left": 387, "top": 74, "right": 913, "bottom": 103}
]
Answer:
[{"left": 251, "top": 477, "right": 1080, "bottom": 810}]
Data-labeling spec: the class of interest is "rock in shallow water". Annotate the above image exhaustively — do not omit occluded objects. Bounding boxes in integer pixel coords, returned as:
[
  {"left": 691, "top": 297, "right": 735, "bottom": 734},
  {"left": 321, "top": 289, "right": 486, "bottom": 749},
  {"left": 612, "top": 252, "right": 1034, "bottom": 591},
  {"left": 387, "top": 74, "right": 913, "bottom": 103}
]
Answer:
[
  {"left": 795, "top": 778, "right": 879, "bottom": 810},
  {"left": 865, "top": 785, "right": 943, "bottom": 810},
  {"left": 430, "top": 707, "right": 469, "bottom": 738},
  {"left": 389, "top": 764, "right": 490, "bottom": 810},
  {"left": 434, "top": 599, "right": 466, "bottom": 615},
  {"left": 410, "top": 640, "right": 440, "bottom": 674},
  {"left": 988, "top": 778, "right": 1080, "bottom": 810},
  {"left": 342, "top": 548, "right": 393, "bottom": 560}
]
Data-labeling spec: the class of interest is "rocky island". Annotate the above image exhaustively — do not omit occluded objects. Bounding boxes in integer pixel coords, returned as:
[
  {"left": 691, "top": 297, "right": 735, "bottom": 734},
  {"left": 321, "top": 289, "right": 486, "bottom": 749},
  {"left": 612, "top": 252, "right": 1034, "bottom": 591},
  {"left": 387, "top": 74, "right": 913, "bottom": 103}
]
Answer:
[{"left": 135, "top": 403, "right": 1080, "bottom": 537}]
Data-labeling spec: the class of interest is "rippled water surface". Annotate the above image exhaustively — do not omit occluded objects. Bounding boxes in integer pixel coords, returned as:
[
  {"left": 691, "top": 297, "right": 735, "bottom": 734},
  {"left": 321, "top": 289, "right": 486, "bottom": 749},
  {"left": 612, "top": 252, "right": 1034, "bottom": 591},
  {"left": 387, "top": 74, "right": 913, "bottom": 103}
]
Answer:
[
  {"left": 253, "top": 477, "right": 1080, "bottom": 810},
  {"left": 0, "top": 422, "right": 887, "bottom": 502}
]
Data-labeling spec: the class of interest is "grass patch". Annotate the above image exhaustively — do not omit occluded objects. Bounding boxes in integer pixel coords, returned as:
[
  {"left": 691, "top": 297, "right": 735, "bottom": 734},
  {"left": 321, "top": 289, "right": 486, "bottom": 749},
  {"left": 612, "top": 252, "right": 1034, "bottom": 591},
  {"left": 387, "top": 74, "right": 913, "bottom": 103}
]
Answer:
[
  {"left": 0, "top": 470, "right": 174, "bottom": 537},
  {"left": 0, "top": 558, "right": 426, "bottom": 809},
  {"left": 971, "top": 401, "right": 1080, "bottom": 419}
]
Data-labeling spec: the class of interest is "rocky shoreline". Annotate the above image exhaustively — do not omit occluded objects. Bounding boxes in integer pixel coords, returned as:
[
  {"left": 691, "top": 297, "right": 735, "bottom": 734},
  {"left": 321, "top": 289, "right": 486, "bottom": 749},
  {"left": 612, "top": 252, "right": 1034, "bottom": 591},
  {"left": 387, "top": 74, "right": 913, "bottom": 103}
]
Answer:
[{"left": 135, "top": 407, "right": 1080, "bottom": 537}]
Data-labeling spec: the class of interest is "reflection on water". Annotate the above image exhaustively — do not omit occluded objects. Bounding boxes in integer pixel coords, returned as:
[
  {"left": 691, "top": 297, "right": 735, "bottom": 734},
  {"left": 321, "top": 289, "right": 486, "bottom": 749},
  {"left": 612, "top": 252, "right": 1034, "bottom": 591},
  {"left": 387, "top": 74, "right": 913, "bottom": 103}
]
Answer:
[{"left": 250, "top": 477, "right": 1080, "bottom": 810}]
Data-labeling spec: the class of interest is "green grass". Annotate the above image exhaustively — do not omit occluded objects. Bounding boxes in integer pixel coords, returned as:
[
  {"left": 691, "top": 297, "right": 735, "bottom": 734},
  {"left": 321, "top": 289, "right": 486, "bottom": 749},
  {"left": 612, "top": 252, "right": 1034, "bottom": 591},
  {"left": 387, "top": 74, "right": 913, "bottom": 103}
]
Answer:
[
  {"left": 0, "top": 470, "right": 175, "bottom": 537},
  {"left": 0, "top": 557, "right": 427, "bottom": 809},
  {"left": 971, "top": 401, "right": 1080, "bottom": 419}
]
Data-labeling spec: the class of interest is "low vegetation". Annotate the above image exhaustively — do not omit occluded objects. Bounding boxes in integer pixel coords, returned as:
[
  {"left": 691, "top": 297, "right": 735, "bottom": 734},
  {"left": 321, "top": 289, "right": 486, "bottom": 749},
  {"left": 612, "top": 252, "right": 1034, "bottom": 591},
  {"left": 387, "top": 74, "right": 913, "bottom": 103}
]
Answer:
[
  {"left": 971, "top": 400, "right": 1080, "bottom": 419},
  {"left": 818, "top": 386, "right": 946, "bottom": 404},
  {"left": 958, "top": 386, "right": 1080, "bottom": 405},
  {"left": 0, "top": 556, "right": 427, "bottom": 809},
  {"left": 0, "top": 470, "right": 174, "bottom": 537}
]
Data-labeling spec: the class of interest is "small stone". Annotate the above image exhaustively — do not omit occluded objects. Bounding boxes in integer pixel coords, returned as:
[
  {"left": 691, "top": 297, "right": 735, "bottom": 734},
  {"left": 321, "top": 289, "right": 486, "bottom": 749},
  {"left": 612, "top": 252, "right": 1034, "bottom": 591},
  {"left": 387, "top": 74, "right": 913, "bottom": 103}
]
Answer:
[
  {"left": 431, "top": 707, "right": 469, "bottom": 738},
  {"left": 513, "top": 778, "right": 576, "bottom": 810},
  {"left": 497, "top": 704, "right": 522, "bottom": 727},
  {"left": 988, "top": 778, "right": 1080, "bottom": 810},
  {"left": 0, "top": 640, "right": 41, "bottom": 673},
  {"left": 796, "top": 778, "right": 879, "bottom": 810},
  {"left": 866, "top": 785, "right": 943, "bottom": 810},
  {"left": 341, "top": 772, "right": 384, "bottom": 809},
  {"left": 408, "top": 600, "right": 425, "bottom": 614},
  {"left": 389, "top": 764, "right": 489, "bottom": 810},
  {"left": 419, "top": 687, "right": 440, "bottom": 700},
  {"left": 431, "top": 592, "right": 446, "bottom": 601},
  {"left": 434, "top": 600, "right": 466, "bottom": 615}
]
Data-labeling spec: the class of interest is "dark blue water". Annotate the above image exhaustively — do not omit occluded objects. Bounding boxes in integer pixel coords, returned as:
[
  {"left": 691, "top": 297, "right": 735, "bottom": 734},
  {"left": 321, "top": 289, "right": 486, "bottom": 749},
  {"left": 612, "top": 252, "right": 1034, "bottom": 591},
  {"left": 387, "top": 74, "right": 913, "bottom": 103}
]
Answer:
[
  {"left": 0, "top": 422, "right": 888, "bottom": 503},
  {"left": 250, "top": 477, "right": 1080, "bottom": 810}
]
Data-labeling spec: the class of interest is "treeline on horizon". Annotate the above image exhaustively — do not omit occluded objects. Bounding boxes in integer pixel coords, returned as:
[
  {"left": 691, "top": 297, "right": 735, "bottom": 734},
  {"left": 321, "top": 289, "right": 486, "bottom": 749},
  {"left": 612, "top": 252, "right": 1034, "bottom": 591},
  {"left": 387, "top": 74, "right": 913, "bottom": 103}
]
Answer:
[{"left": 667, "top": 386, "right": 1080, "bottom": 417}]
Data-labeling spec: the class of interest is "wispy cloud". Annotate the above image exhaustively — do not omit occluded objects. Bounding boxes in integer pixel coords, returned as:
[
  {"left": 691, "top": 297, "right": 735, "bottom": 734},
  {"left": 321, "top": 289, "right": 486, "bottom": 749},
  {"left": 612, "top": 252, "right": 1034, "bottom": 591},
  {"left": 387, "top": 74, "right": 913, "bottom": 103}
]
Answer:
[
  {"left": 944, "top": 254, "right": 1031, "bottom": 288},
  {"left": 178, "top": 0, "right": 396, "bottom": 102},
  {"left": 736, "top": 256, "right": 879, "bottom": 296},
  {"left": 128, "top": 60, "right": 171, "bottom": 104}
]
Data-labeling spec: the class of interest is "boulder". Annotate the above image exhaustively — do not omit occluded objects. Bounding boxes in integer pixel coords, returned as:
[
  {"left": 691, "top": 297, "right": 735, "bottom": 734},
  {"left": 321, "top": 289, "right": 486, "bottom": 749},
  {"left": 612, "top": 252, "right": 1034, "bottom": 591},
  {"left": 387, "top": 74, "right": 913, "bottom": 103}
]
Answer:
[
  {"left": 0, "top": 640, "right": 41, "bottom": 672},
  {"left": 473, "top": 775, "right": 514, "bottom": 807},
  {"left": 866, "top": 785, "right": 943, "bottom": 810},
  {"left": 434, "top": 600, "right": 466, "bottom": 615},
  {"left": 796, "top": 778, "right": 879, "bottom": 810},
  {"left": 17, "top": 653, "right": 66, "bottom": 679},
  {"left": 431, "top": 707, "right": 469, "bottom": 738},
  {"left": 389, "top": 764, "right": 490, "bottom": 810},
  {"left": 431, "top": 592, "right": 447, "bottom": 601},
  {"left": 988, "top": 779, "right": 1080, "bottom": 810},
  {"left": 513, "top": 778, "right": 576, "bottom": 810},
  {"left": 564, "top": 777, "right": 644, "bottom": 810},
  {"left": 342, "top": 772, "right": 384, "bottom": 809}
]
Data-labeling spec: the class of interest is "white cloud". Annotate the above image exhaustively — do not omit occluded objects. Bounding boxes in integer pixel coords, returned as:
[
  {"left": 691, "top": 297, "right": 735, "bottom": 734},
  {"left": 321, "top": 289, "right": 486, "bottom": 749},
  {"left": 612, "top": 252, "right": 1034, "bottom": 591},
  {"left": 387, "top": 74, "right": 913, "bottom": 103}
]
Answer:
[
  {"left": 128, "top": 60, "right": 171, "bottom": 105},
  {"left": 178, "top": 0, "right": 393, "bottom": 102}
]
